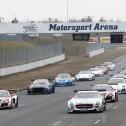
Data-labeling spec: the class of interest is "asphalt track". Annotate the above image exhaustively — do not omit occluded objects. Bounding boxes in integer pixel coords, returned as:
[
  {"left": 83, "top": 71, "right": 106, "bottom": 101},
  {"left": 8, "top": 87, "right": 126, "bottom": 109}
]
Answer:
[{"left": 0, "top": 55, "right": 126, "bottom": 126}]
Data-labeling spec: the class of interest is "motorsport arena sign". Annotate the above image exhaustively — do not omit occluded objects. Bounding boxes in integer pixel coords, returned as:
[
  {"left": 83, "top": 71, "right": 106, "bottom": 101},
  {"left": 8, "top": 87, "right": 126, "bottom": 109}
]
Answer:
[
  {"left": 49, "top": 23, "right": 119, "bottom": 33},
  {"left": 0, "top": 22, "right": 125, "bottom": 34}
]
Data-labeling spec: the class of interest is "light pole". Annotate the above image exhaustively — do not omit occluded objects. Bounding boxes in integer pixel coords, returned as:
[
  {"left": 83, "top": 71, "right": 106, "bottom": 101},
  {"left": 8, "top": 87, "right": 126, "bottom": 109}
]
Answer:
[{"left": 67, "top": 0, "right": 69, "bottom": 22}]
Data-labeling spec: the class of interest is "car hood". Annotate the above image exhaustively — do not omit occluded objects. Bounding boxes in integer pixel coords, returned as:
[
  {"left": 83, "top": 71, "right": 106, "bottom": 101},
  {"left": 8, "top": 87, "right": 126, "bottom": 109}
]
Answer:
[
  {"left": 70, "top": 98, "right": 102, "bottom": 105},
  {"left": 29, "top": 83, "right": 49, "bottom": 88},
  {"left": 55, "top": 78, "right": 70, "bottom": 81},
  {"left": 0, "top": 97, "right": 9, "bottom": 103},
  {"left": 76, "top": 74, "right": 92, "bottom": 77},
  {"left": 98, "top": 91, "right": 111, "bottom": 97}
]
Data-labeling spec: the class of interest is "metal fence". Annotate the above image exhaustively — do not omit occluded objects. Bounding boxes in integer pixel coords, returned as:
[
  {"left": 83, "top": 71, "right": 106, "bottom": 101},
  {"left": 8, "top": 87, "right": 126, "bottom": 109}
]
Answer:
[
  {"left": 87, "top": 43, "right": 126, "bottom": 51},
  {"left": 0, "top": 43, "right": 63, "bottom": 68},
  {"left": 86, "top": 43, "right": 103, "bottom": 53}
]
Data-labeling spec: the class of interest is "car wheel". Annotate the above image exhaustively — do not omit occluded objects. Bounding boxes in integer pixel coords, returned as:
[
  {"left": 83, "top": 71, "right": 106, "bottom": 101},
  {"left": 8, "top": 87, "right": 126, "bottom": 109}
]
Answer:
[
  {"left": 52, "top": 86, "right": 55, "bottom": 93},
  {"left": 27, "top": 90, "right": 31, "bottom": 95},
  {"left": 15, "top": 98, "right": 18, "bottom": 107},
  {"left": 99, "top": 105, "right": 105, "bottom": 112},
  {"left": 8, "top": 100, "right": 13, "bottom": 109},
  {"left": 67, "top": 108, "right": 74, "bottom": 114},
  {"left": 116, "top": 94, "right": 118, "bottom": 101}
]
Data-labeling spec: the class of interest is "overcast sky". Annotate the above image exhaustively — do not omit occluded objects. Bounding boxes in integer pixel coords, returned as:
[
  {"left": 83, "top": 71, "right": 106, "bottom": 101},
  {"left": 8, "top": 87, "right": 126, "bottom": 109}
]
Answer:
[{"left": 0, "top": 0, "right": 126, "bottom": 22}]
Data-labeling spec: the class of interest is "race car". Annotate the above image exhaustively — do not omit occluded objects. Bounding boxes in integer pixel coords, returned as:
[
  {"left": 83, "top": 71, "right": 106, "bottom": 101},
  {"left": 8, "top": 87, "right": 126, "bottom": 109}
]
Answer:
[
  {"left": 0, "top": 90, "right": 18, "bottom": 109},
  {"left": 108, "top": 77, "right": 126, "bottom": 94},
  {"left": 120, "top": 69, "right": 126, "bottom": 75},
  {"left": 92, "top": 84, "right": 118, "bottom": 102},
  {"left": 117, "top": 83, "right": 126, "bottom": 94},
  {"left": 90, "top": 67, "right": 104, "bottom": 77},
  {"left": 75, "top": 70, "right": 95, "bottom": 81},
  {"left": 112, "top": 73, "right": 126, "bottom": 79},
  {"left": 95, "top": 65, "right": 108, "bottom": 74},
  {"left": 67, "top": 90, "right": 106, "bottom": 113},
  {"left": 53, "top": 73, "right": 75, "bottom": 86},
  {"left": 27, "top": 79, "right": 55, "bottom": 95},
  {"left": 103, "top": 62, "right": 115, "bottom": 71}
]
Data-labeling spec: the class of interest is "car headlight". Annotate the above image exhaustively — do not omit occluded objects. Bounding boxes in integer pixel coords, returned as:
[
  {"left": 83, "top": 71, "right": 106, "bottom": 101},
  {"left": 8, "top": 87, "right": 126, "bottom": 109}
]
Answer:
[
  {"left": 2, "top": 99, "right": 9, "bottom": 103},
  {"left": 28, "top": 86, "right": 33, "bottom": 90},
  {"left": 95, "top": 102, "right": 100, "bottom": 107},
  {"left": 107, "top": 94, "right": 113, "bottom": 97},
  {"left": 69, "top": 102, "right": 74, "bottom": 108}
]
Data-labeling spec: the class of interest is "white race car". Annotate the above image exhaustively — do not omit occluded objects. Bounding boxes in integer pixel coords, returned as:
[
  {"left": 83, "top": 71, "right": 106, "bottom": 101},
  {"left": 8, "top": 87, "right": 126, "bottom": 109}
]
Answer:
[
  {"left": 112, "top": 74, "right": 126, "bottom": 79},
  {"left": 95, "top": 65, "right": 108, "bottom": 74},
  {"left": 117, "top": 83, "right": 126, "bottom": 94},
  {"left": 0, "top": 90, "right": 18, "bottom": 109},
  {"left": 92, "top": 84, "right": 118, "bottom": 102},
  {"left": 108, "top": 77, "right": 126, "bottom": 94},
  {"left": 75, "top": 70, "right": 95, "bottom": 81},
  {"left": 67, "top": 91, "right": 106, "bottom": 113},
  {"left": 90, "top": 68, "right": 104, "bottom": 77},
  {"left": 103, "top": 62, "right": 115, "bottom": 71},
  {"left": 120, "top": 69, "right": 126, "bottom": 75}
]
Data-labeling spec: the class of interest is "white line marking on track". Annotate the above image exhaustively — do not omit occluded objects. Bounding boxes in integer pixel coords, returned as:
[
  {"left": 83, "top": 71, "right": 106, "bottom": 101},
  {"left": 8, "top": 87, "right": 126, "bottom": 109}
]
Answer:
[
  {"left": 19, "top": 104, "right": 25, "bottom": 107},
  {"left": 94, "top": 120, "right": 101, "bottom": 125},
  {"left": 113, "top": 105, "right": 118, "bottom": 110},
  {"left": 52, "top": 121, "right": 61, "bottom": 126}
]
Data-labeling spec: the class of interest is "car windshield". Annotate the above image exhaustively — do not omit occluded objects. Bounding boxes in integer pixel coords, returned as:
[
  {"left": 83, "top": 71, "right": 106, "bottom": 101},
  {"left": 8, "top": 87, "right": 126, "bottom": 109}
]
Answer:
[
  {"left": 79, "top": 71, "right": 91, "bottom": 74},
  {"left": 113, "top": 74, "right": 125, "bottom": 78},
  {"left": 74, "top": 92, "right": 100, "bottom": 98},
  {"left": 92, "top": 85, "right": 111, "bottom": 91},
  {"left": 108, "top": 78, "right": 125, "bottom": 84},
  {"left": 57, "top": 74, "right": 71, "bottom": 79},
  {"left": 33, "top": 79, "right": 49, "bottom": 85},
  {"left": 0, "top": 91, "right": 10, "bottom": 97},
  {"left": 90, "top": 68, "right": 100, "bottom": 71}
]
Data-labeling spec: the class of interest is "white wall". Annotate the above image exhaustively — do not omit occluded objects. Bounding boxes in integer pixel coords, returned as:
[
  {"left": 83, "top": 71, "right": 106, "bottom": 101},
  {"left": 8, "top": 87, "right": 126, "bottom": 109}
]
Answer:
[
  {"left": 0, "top": 54, "right": 65, "bottom": 76},
  {"left": 88, "top": 48, "right": 104, "bottom": 57}
]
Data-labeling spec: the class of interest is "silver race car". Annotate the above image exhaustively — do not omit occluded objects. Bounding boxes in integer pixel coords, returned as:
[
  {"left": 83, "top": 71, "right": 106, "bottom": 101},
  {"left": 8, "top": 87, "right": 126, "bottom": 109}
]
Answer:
[
  {"left": 75, "top": 70, "right": 95, "bottom": 81},
  {"left": 67, "top": 90, "right": 106, "bottom": 113},
  {"left": 0, "top": 90, "right": 18, "bottom": 109}
]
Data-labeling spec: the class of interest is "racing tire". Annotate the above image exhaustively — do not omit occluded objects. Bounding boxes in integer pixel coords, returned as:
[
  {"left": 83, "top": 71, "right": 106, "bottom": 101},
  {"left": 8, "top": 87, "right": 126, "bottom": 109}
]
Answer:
[
  {"left": 15, "top": 98, "right": 18, "bottom": 107},
  {"left": 112, "top": 93, "right": 118, "bottom": 102},
  {"left": 116, "top": 94, "right": 118, "bottom": 101},
  {"left": 8, "top": 100, "right": 13, "bottom": 109},
  {"left": 52, "top": 86, "right": 55, "bottom": 93},
  {"left": 67, "top": 108, "right": 74, "bottom": 114},
  {"left": 27, "top": 90, "right": 32, "bottom": 95}
]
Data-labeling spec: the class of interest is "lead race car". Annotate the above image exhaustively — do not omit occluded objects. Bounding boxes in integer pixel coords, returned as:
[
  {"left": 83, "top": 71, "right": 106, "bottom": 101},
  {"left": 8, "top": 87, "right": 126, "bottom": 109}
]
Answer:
[
  {"left": 27, "top": 79, "right": 55, "bottom": 95},
  {"left": 0, "top": 90, "right": 18, "bottom": 109},
  {"left": 67, "top": 90, "right": 106, "bottom": 113}
]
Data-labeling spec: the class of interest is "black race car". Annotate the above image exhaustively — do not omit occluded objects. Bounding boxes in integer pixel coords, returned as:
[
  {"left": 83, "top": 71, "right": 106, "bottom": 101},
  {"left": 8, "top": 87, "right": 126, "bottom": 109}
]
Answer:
[{"left": 27, "top": 79, "right": 55, "bottom": 95}]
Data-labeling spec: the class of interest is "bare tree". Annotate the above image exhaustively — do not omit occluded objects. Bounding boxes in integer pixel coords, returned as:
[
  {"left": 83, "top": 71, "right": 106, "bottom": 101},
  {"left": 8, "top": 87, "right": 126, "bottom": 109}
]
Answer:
[
  {"left": 99, "top": 17, "right": 106, "bottom": 22},
  {"left": 12, "top": 17, "right": 19, "bottom": 23},
  {"left": 0, "top": 17, "right": 4, "bottom": 23},
  {"left": 85, "top": 16, "right": 93, "bottom": 22}
]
